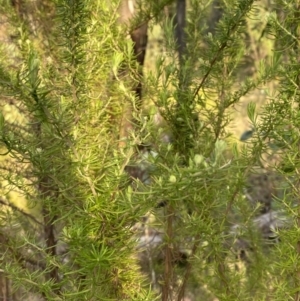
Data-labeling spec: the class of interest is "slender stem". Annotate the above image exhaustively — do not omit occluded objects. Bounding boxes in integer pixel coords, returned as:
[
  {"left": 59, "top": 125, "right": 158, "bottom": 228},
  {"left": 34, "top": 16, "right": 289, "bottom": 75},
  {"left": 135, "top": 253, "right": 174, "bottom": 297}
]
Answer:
[
  {"left": 177, "top": 235, "right": 200, "bottom": 301},
  {"left": 162, "top": 205, "right": 174, "bottom": 301}
]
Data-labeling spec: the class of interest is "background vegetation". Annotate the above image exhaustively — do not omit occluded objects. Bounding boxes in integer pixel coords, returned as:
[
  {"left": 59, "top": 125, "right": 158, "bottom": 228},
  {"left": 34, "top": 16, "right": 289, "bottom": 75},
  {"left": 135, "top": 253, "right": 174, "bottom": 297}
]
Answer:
[{"left": 0, "top": 0, "right": 300, "bottom": 300}]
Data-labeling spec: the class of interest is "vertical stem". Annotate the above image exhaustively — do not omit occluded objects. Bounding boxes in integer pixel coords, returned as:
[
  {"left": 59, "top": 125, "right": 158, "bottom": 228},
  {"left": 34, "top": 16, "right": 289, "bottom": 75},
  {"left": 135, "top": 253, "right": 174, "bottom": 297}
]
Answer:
[
  {"left": 11, "top": 0, "right": 22, "bottom": 17},
  {"left": 117, "top": 0, "right": 148, "bottom": 147},
  {"left": 40, "top": 180, "right": 60, "bottom": 294},
  {"left": 177, "top": 236, "right": 200, "bottom": 301},
  {"left": 34, "top": 119, "right": 60, "bottom": 294},
  {"left": 175, "top": 0, "right": 186, "bottom": 64},
  {"left": 162, "top": 206, "right": 174, "bottom": 301},
  {"left": 294, "top": 1, "right": 300, "bottom": 300}
]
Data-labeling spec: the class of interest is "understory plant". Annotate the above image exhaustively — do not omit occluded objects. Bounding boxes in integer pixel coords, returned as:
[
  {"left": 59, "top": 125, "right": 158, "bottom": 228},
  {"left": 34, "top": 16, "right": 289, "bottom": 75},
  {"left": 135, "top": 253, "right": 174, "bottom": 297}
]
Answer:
[{"left": 0, "top": 0, "right": 299, "bottom": 301}]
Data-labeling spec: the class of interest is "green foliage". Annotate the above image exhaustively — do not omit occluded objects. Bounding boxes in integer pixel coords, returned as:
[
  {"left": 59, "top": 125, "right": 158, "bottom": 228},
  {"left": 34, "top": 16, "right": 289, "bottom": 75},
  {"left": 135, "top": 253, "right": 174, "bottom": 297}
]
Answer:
[
  {"left": 0, "top": 0, "right": 300, "bottom": 300},
  {"left": 0, "top": 0, "right": 154, "bottom": 300}
]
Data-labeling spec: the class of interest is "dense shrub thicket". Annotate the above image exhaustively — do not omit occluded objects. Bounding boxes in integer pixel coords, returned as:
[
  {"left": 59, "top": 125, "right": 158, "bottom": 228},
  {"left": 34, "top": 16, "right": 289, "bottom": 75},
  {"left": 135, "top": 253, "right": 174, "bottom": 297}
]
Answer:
[{"left": 0, "top": 0, "right": 300, "bottom": 300}]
